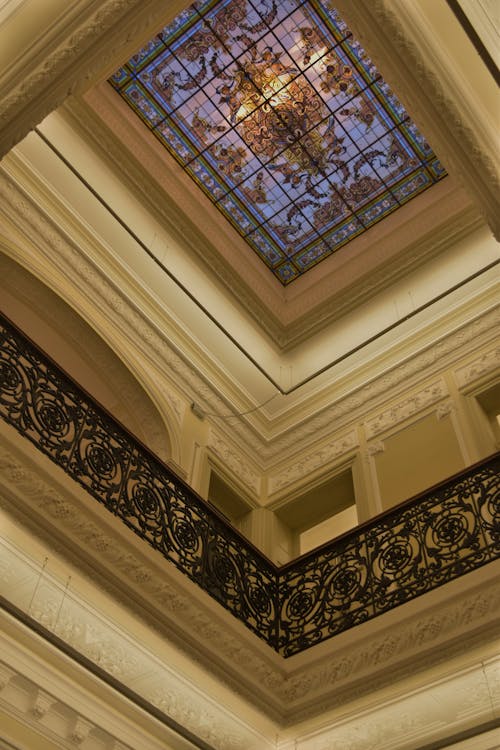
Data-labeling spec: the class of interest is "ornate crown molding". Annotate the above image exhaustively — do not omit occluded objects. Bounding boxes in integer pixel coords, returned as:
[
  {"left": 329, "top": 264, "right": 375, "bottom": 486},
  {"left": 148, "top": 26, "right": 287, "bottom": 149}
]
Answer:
[
  {"left": 268, "top": 430, "right": 358, "bottom": 496},
  {"left": 68, "top": 91, "right": 480, "bottom": 350},
  {"left": 364, "top": 379, "right": 448, "bottom": 439},
  {"left": 0, "top": 1, "right": 184, "bottom": 158},
  {"left": 0, "top": 631, "right": 178, "bottom": 750},
  {"left": 279, "top": 655, "right": 500, "bottom": 749},
  {"left": 208, "top": 429, "right": 261, "bottom": 497},
  {"left": 1, "top": 164, "right": 499, "bottom": 475},
  {"left": 455, "top": 344, "right": 500, "bottom": 391},
  {"left": 259, "top": 306, "right": 500, "bottom": 464},
  {"left": 0, "top": 541, "right": 271, "bottom": 750}
]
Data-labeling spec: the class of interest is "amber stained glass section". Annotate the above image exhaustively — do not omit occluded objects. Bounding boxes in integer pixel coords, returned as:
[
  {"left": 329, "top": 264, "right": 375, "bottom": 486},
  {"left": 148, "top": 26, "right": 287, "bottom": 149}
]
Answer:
[{"left": 110, "top": 0, "right": 446, "bottom": 284}]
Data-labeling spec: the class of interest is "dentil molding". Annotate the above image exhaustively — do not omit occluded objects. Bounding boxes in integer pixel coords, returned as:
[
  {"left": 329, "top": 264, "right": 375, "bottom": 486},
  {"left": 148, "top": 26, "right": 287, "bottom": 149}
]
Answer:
[
  {"left": 0, "top": 537, "right": 271, "bottom": 750},
  {"left": 0, "top": 638, "right": 170, "bottom": 750}
]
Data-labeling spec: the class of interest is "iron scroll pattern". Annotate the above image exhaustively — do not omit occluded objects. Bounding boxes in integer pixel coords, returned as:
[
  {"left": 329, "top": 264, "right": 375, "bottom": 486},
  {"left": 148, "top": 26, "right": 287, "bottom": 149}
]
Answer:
[
  {"left": 278, "top": 457, "right": 500, "bottom": 655},
  {"left": 0, "top": 314, "right": 499, "bottom": 657},
  {"left": 0, "top": 317, "right": 278, "bottom": 649}
]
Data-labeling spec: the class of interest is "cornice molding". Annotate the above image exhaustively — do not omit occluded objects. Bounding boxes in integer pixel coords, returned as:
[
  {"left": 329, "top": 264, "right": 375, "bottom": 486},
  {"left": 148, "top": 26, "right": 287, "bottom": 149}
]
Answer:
[
  {"left": 268, "top": 429, "right": 358, "bottom": 497},
  {"left": 0, "top": 428, "right": 287, "bottom": 723},
  {"left": 0, "top": 550, "right": 270, "bottom": 750},
  {"left": 334, "top": 0, "right": 500, "bottom": 240},
  {"left": 0, "top": 664, "right": 119, "bottom": 750},
  {"left": 208, "top": 428, "right": 261, "bottom": 497},
  {"left": 255, "top": 308, "right": 500, "bottom": 463},
  {"left": 455, "top": 344, "right": 500, "bottom": 391},
  {"left": 364, "top": 379, "right": 448, "bottom": 439},
  {"left": 1, "top": 425, "right": 499, "bottom": 727},
  {"left": 0, "top": 0, "right": 185, "bottom": 158},
  {"left": 0, "top": 165, "right": 499, "bottom": 473},
  {"left": 279, "top": 657, "right": 500, "bottom": 750},
  {"left": 0, "top": 630, "right": 172, "bottom": 750}
]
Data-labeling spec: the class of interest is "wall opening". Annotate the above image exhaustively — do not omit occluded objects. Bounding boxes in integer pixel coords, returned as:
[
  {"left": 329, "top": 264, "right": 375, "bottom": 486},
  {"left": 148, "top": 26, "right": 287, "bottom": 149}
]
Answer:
[
  {"left": 475, "top": 381, "right": 500, "bottom": 450},
  {"left": 274, "top": 467, "right": 357, "bottom": 556},
  {"left": 207, "top": 472, "right": 252, "bottom": 526}
]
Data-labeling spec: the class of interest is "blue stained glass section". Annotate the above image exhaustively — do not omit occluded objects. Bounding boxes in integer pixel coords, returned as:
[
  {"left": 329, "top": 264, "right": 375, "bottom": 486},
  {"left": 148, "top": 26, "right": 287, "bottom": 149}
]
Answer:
[
  {"left": 110, "top": 0, "right": 447, "bottom": 284},
  {"left": 275, "top": 261, "right": 300, "bottom": 283}
]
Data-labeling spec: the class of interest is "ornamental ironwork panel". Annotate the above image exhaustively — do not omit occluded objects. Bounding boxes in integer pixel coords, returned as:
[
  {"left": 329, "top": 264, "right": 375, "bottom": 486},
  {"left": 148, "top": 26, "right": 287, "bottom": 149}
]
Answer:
[
  {"left": 0, "top": 316, "right": 277, "bottom": 649},
  {"left": 0, "top": 313, "right": 499, "bottom": 657},
  {"left": 278, "top": 456, "right": 500, "bottom": 656}
]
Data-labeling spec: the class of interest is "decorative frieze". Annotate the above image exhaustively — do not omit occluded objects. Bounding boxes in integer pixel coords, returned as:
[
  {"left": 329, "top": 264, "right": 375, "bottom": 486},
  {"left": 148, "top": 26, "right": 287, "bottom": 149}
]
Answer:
[
  {"left": 0, "top": 169, "right": 498, "bottom": 468},
  {"left": 1, "top": 445, "right": 500, "bottom": 724},
  {"left": 280, "top": 657, "right": 500, "bottom": 750},
  {"left": 455, "top": 345, "right": 500, "bottom": 389},
  {"left": 0, "top": 0, "right": 174, "bottom": 157},
  {"left": 365, "top": 380, "right": 448, "bottom": 438},
  {"left": 208, "top": 429, "right": 261, "bottom": 496},
  {"left": 1, "top": 317, "right": 499, "bottom": 661},
  {"left": 268, "top": 430, "right": 358, "bottom": 495},
  {"left": 367, "top": 440, "right": 385, "bottom": 457},
  {"left": 0, "top": 540, "right": 271, "bottom": 750},
  {"left": 436, "top": 401, "right": 454, "bottom": 420}
]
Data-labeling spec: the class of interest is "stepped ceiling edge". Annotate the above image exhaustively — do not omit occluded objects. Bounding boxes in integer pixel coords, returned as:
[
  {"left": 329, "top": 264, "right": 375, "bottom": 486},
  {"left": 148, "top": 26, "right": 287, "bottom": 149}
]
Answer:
[
  {"left": 1, "top": 163, "right": 498, "bottom": 477},
  {"left": 69, "top": 89, "right": 478, "bottom": 349}
]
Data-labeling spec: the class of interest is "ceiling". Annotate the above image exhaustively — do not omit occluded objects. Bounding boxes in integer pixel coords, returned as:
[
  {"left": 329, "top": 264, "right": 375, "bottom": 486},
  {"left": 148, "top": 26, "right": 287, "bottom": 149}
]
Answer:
[
  {"left": 0, "top": 4, "right": 499, "bottom": 741},
  {"left": 0, "top": 0, "right": 498, "bottom": 455},
  {"left": 110, "top": 0, "right": 446, "bottom": 284}
]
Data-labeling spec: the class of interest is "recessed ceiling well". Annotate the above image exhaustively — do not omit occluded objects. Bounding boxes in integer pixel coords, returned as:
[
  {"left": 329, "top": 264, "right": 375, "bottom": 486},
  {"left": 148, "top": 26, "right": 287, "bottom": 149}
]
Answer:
[{"left": 109, "top": 0, "right": 446, "bottom": 284}]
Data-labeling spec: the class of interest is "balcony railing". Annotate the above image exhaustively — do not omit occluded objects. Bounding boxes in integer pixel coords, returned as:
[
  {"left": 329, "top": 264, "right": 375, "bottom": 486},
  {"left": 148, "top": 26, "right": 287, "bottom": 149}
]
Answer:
[{"left": 0, "top": 313, "right": 498, "bottom": 656}]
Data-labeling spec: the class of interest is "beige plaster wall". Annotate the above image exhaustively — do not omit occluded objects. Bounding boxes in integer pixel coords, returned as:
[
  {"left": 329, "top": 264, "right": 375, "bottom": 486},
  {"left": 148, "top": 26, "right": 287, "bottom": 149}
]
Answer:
[{"left": 375, "top": 412, "right": 465, "bottom": 511}]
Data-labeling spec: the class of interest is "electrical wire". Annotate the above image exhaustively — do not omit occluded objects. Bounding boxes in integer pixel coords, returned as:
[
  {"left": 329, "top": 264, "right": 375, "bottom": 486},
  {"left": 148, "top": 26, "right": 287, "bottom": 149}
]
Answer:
[{"left": 193, "top": 391, "right": 280, "bottom": 419}]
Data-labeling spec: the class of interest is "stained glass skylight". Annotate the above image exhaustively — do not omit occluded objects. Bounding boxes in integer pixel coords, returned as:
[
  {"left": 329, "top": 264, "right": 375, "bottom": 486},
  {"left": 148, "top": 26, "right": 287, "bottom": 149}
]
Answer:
[{"left": 110, "top": 0, "right": 446, "bottom": 284}]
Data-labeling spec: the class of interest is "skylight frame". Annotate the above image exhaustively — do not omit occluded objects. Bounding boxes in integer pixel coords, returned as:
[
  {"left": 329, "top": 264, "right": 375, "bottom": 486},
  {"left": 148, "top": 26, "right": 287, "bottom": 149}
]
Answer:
[{"left": 110, "top": 0, "right": 446, "bottom": 284}]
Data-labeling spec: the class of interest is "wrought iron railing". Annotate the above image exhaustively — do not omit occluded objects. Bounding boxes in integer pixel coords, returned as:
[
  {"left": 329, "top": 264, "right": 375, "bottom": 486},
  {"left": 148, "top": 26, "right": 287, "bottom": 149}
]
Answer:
[
  {"left": 0, "top": 313, "right": 498, "bottom": 656},
  {"left": 278, "top": 456, "right": 499, "bottom": 654}
]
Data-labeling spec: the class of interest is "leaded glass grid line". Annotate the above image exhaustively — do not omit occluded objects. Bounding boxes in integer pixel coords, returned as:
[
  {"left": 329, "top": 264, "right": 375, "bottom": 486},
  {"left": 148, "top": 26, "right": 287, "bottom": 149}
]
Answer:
[{"left": 110, "top": 0, "right": 446, "bottom": 284}]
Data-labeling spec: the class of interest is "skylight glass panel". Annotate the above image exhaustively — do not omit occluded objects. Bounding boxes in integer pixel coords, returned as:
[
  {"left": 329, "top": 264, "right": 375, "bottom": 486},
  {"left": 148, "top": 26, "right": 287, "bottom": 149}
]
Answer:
[{"left": 110, "top": 0, "right": 446, "bottom": 285}]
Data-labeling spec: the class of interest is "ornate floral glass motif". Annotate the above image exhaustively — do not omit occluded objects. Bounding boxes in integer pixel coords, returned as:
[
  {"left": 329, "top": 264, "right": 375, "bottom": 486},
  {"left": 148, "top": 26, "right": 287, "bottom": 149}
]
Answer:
[{"left": 110, "top": 0, "right": 446, "bottom": 283}]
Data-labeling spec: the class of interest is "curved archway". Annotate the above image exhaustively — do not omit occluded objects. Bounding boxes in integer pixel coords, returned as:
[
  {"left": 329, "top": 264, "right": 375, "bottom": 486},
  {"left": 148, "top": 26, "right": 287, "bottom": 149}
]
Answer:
[{"left": 0, "top": 251, "right": 177, "bottom": 466}]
